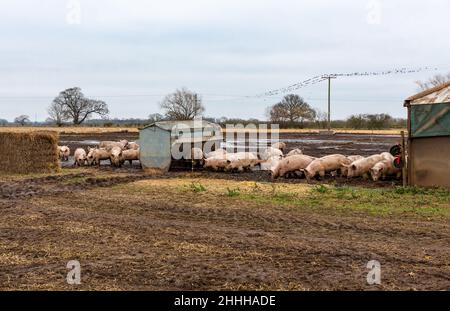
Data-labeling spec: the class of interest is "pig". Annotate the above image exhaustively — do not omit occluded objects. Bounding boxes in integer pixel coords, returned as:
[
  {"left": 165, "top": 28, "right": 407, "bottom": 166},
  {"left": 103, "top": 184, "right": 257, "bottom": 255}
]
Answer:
[
  {"left": 341, "top": 155, "right": 365, "bottom": 177},
  {"left": 87, "top": 147, "right": 111, "bottom": 166},
  {"left": 205, "top": 149, "right": 227, "bottom": 159},
  {"left": 260, "top": 157, "right": 282, "bottom": 173},
  {"left": 110, "top": 146, "right": 123, "bottom": 167},
  {"left": 99, "top": 140, "right": 128, "bottom": 151},
  {"left": 380, "top": 152, "right": 395, "bottom": 162},
  {"left": 121, "top": 148, "right": 140, "bottom": 166},
  {"left": 224, "top": 152, "right": 259, "bottom": 171},
  {"left": 272, "top": 154, "right": 316, "bottom": 179},
  {"left": 205, "top": 152, "right": 257, "bottom": 171},
  {"left": 259, "top": 148, "right": 284, "bottom": 172},
  {"left": 302, "top": 154, "right": 351, "bottom": 181},
  {"left": 344, "top": 154, "right": 384, "bottom": 178},
  {"left": 58, "top": 146, "right": 70, "bottom": 161},
  {"left": 370, "top": 160, "right": 401, "bottom": 181},
  {"left": 272, "top": 142, "right": 286, "bottom": 152},
  {"left": 226, "top": 158, "right": 264, "bottom": 172},
  {"left": 127, "top": 142, "right": 140, "bottom": 150},
  {"left": 259, "top": 147, "right": 283, "bottom": 161},
  {"left": 73, "top": 148, "right": 87, "bottom": 167},
  {"left": 224, "top": 152, "right": 258, "bottom": 171},
  {"left": 286, "top": 149, "right": 303, "bottom": 157},
  {"left": 347, "top": 155, "right": 364, "bottom": 162},
  {"left": 204, "top": 157, "right": 228, "bottom": 171}
]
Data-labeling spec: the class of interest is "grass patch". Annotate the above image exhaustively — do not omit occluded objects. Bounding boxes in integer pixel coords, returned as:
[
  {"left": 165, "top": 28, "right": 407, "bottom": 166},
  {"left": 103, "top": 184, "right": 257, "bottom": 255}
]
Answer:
[
  {"left": 110, "top": 177, "right": 450, "bottom": 218},
  {"left": 189, "top": 182, "right": 207, "bottom": 193},
  {"left": 226, "top": 187, "right": 240, "bottom": 197},
  {"left": 241, "top": 184, "right": 450, "bottom": 218}
]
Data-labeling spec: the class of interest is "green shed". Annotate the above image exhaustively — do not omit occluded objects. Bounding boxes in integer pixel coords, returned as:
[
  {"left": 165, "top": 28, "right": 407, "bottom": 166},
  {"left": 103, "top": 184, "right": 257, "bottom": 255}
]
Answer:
[
  {"left": 404, "top": 81, "right": 450, "bottom": 187},
  {"left": 139, "top": 120, "right": 223, "bottom": 172}
]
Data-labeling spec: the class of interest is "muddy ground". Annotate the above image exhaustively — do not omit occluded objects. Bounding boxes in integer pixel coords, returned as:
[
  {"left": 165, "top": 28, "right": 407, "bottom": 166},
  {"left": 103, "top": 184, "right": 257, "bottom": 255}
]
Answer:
[
  {"left": 60, "top": 131, "right": 401, "bottom": 159},
  {"left": 2, "top": 132, "right": 448, "bottom": 291},
  {"left": 58, "top": 131, "right": 402, "bottom": 187},
  {"left": 0, "top": 169, "right": 449, "bottom": 290}
]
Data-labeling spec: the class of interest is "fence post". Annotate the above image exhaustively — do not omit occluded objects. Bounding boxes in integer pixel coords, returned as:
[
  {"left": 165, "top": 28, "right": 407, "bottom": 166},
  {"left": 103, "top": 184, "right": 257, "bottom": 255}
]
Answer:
[{"left": 401, "top": 130, "right": 407, "bottom": 187}]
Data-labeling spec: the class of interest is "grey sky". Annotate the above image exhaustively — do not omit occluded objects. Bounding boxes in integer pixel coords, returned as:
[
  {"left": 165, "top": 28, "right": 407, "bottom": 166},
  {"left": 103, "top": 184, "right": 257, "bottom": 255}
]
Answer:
[{"left": 0, "top": 0, "right": 449, "bottom": 122}]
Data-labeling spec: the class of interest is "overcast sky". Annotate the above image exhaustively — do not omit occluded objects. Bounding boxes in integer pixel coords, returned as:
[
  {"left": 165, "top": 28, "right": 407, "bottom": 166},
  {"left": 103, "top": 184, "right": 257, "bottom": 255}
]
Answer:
[{"left": 0, "top": 0, "right": 449, "bottom": 122}]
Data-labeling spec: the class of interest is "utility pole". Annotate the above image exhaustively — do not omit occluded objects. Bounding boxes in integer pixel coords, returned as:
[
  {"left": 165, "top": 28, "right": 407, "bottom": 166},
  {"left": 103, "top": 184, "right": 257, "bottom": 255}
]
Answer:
[{"left": 323, "top": 75, "right": 336, "bottom": 132}]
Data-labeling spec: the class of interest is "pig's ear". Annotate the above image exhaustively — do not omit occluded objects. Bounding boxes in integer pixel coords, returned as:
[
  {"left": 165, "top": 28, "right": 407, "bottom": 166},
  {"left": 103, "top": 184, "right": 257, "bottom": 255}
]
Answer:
[
  {"left": 379, "top": 166, "right": 384, "bottom": 171},
  {"left": 342, "top": 164, "right": 350, "bottom": 168}
]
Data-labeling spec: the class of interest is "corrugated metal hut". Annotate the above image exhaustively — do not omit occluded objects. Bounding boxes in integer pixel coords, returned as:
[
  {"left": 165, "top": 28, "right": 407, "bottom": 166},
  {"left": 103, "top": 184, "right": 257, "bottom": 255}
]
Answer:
[
  {"left": 404, "top": 81, "right": 450, "bottom": 187},
  {"left": 139, "top": 120, "right": 223, "bottom": 172}
]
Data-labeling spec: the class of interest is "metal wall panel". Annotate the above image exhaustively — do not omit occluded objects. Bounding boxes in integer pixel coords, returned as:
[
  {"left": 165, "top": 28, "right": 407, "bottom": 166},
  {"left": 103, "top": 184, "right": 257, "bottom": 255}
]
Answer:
[
  {"left": 139, "top": 127, "right": 172, "bottom": 171},
  {"left": 409, "top": 136, "right": 450, "bottom": 187}
]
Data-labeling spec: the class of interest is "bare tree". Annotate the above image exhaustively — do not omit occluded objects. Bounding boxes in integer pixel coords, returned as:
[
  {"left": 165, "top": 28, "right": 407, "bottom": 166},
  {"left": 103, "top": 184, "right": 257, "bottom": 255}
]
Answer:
[
  {"left": 14, "top": 115, "right": 30, "bottom": 126},
  {"left": 161, "top": 88, "right": 205, "bottom": 120},
  {"left": 267, "top": 94, "right": 316, "bottom": 127},
  {"left": 47, "top": 100, "right": 68, "bottom": 127},
  {"left": 51, "top": 87, "right": 109, "bottom": 125},
  {"left": 415, "top": 73, "right": 450, "bottom": 91},
  {"left": 148, "top": 113, "right": 164, "bottom": 123}
]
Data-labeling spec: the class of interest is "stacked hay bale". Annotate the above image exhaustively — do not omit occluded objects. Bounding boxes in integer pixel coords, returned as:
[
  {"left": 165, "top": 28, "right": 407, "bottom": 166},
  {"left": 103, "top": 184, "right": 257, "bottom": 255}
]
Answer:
[{"left": 0, "top": 131, "right": 60, "bottom": 174}]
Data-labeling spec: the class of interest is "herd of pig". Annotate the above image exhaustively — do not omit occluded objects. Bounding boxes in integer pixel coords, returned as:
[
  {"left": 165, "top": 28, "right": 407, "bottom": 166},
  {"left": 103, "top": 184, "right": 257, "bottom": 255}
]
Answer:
[
  {"left": 57, "top": 140, "right": 140, "bottom": 167},
  {"left": 200, "top": 142, "right": 401, "bottom": 182},
  {"left": 58, "top": 140, "right": 401, "bottom": 182}
]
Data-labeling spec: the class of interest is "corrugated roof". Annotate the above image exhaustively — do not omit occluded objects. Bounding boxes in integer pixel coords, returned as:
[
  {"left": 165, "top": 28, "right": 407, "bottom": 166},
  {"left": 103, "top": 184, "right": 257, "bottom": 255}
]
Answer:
[
  {"left": 141, "top": 120, "right": 222, "bottom": 131},
  {"left": 404, "top": 81, "right": 450, "bottom": 106}
]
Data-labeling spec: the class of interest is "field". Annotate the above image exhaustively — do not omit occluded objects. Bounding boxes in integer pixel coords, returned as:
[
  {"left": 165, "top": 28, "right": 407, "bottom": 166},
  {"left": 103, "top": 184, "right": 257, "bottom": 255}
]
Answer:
[
  {"left": 1, "top": 129, "right": 449, "bottom": 290},
  {"left": 0, "top": 126, "right": 406, "bottom": 135}
]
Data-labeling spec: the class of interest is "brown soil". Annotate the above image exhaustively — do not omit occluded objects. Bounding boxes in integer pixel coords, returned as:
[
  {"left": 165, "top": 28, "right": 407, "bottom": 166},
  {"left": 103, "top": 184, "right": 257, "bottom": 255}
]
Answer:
[
  {"left": 0, "top": 170, "right": 449, "bottom": 290},
  {"left": 2, "top": 131, "right": 442, "bottom": 291}
]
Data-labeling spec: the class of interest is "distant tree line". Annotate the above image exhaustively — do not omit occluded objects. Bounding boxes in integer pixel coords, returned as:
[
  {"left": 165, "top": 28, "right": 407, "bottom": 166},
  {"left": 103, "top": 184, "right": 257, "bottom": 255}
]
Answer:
[{"left": 204, "top": 114, "right": 406, "bottom": 130}]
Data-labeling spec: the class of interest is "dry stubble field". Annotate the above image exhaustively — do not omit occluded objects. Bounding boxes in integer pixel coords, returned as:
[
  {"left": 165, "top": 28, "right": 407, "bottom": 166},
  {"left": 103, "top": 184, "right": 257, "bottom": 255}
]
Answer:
[{"left": 0, "top": 166, "right": 449, "bottom": 290}]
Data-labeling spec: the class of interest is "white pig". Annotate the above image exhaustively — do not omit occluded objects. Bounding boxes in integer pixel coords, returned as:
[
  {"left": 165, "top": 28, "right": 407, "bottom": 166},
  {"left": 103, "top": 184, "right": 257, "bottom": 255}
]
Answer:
[
  {"left": 121, "top": 148, "right": 140, "bottom": 166},
  {"left": 259, "top": 147, "right": 283, "bottom": 161},
  {"left": 87, "top": 147, "right": 111, "bottom": 166},
  {"left": 58, "top": 146, "right": 70, "bottom": 162},
  {"left": 73, "top": 148, "right": 87, "bottom": 167},
  {"left": 303, "top": 154, "right": 351, "bottom": 180},
  {"left": 370, "top": 160, "right": 401, "bottom": 181},
  {"left": 272, "top": 142, "right": 287, "bottom": 152},
  {"left": 272, "top": 154, "right": 316, "bottom": 179},
  {"left": 345, "top": 154, "right": 384, "bottom": 178},
  {"left": 110, "top": 146, "right": 123, "bottom": 167},
  {"left": 341, "top": 155, "right": 365, "bottom": 177},
  {"left": 286, "top": 149, "right": 303, "bottom": 157}
]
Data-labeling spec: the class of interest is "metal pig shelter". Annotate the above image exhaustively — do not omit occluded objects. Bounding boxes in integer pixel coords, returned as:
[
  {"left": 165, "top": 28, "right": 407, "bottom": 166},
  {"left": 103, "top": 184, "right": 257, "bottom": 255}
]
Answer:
[
  {"left": 139, "top": 120, "right": 223, "bottom": 172},
  {"left": 404, "top": 81, "right": 450, "bottom": 187}
]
